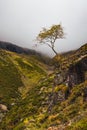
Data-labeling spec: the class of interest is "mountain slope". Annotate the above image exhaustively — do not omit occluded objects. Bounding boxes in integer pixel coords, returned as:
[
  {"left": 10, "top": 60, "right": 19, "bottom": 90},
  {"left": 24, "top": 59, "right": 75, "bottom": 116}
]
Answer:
[
  {"left": 0, "top": 49, "right": 49, "bottom": 104},
  {"left": 0, "top": 41, "right": 39, "bottom": 55},
  {"left": 0, "top": 41, "right": 51, "bottom": 64},
  {"left": 53, "top": 43, "right": 87, "bottom": 69},
  {"left": 0, "top": 43, "right": 87, "bottom": 130}
]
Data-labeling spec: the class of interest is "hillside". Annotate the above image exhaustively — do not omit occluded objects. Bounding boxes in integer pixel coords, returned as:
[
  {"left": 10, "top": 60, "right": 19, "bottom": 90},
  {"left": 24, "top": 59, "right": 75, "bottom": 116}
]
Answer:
[
  {"left": 0, "top": 43, "right": 87, "bottom": 130},
  {"left": 0, "top": 41, "right": 39, "bottom": 55},
  {"left": 0, "top": 41, "right": 51, "bottom": 64},
  {"left": 53, "top": 43, "right": 87, "bottom": 69}
]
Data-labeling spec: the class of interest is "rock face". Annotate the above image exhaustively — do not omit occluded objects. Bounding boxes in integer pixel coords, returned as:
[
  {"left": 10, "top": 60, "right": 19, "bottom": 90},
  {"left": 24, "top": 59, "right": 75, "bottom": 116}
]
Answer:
[
  {"left": 48, "top": 56, "right": 87, "bottom": 113},
  {"left": 66, "top": 56, "right": 87, "bottom": 88},
  {"left": 83, "top": 87, "right": 87, "bottom": 101},
  {"left": 48, "top": 91, "right": 65, "bottom": 113}
]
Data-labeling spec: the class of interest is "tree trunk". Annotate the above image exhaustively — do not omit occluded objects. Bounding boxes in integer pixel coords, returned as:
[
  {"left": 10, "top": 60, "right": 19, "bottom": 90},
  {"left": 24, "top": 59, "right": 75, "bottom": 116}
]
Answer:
[{"left": 52, "top": 47, "right": 58, "bottom": 55}]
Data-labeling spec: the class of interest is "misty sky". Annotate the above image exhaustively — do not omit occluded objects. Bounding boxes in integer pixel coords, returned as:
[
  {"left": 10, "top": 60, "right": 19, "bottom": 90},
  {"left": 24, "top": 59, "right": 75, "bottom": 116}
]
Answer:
[{"left": 0, "top": 0, "right": 87, "bottom": 56}]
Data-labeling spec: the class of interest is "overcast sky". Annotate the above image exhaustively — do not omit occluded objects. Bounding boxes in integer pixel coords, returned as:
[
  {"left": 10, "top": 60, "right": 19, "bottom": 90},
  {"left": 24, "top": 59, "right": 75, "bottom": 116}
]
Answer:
[{"left": 0, "top": 0, "right": 87, "bottom": 56}]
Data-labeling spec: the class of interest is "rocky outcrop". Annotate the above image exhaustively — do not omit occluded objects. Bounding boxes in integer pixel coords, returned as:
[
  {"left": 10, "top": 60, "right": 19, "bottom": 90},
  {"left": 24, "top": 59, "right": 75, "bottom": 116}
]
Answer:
[
  {"left": 66, "top": 56, "right": 87, "bottom": 88},
  {"left": 48, "top": 56, "right": 87, "bottom": 113},
  {"left": 83, "top": 87, "right": 87, "bottom": 101},
  {"left": 47, "top": 91, "right": 65, "bottom": 113}
]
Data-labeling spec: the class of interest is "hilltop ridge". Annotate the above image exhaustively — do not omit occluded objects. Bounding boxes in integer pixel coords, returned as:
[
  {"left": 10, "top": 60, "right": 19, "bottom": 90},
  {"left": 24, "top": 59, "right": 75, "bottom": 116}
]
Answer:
[
  {"left": 0, "top": 41, "right": 51, "bottom": 64},
  {"left": 0, "top": 41, "right": 37, "bottom": 55}
]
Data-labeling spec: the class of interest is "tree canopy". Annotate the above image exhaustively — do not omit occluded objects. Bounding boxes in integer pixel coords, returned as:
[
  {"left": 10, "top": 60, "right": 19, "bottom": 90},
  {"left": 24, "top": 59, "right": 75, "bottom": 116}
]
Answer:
[{"left": 36, "top": 24, "right": 64, "bottom": 55}]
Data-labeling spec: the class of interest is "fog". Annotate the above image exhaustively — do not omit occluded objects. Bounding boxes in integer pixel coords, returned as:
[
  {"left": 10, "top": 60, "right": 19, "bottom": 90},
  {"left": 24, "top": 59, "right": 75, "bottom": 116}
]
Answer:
[{"left": 0, "top": 0, "right": 87, "bottom": 56}]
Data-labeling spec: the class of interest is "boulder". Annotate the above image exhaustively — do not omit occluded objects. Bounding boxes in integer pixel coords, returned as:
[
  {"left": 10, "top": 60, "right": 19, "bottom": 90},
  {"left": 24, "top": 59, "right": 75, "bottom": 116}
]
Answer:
[{"left": 0, "top": 104, "right": 8, "bottom": 112}]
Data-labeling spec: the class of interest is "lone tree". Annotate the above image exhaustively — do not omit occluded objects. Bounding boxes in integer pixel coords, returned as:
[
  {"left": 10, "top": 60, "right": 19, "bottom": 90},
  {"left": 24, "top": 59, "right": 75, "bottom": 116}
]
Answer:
[{"left": 36, "top": 24, "right": 64, "bottom": 55}]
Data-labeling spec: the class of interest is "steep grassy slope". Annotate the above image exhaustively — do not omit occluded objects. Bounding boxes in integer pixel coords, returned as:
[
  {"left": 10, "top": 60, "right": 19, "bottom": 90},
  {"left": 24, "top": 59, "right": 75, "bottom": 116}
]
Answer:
[
  {"left": 0, "top": 43, "right": 87, "bottom": 130},
  {"left": 0, "top": 49, "right": 48, "bottom": 105},
  {"left": 0, "top": 50, "right": 23, "bottom": 105}
]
